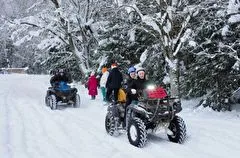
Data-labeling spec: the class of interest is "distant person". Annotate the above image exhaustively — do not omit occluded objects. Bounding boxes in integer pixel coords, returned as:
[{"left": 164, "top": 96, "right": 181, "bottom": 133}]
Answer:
[
  {"left": 106, "top": 63, "right": 123, "bottom": 103},
  {"left": 50, "top": 69, "right": 72, "bottom": 88},
  {"left": 100, "top": 67, "right": 109, "bottom": 102},
  {"left": 87, "top": 71, "right": 98, "bottom": 100},
  {"left": 96, "top": 73, "right": 102, "bottom": 88}
]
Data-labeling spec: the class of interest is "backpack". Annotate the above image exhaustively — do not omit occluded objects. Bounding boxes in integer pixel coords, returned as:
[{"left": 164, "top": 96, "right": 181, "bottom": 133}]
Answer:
[{"left": 118, "top": 88, "right": 126, "bottom": 103}]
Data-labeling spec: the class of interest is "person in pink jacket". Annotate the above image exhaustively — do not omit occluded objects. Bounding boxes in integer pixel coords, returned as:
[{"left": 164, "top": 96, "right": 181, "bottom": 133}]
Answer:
[{"left": 88, "top": 71, "right": 98, "bottom": 100}]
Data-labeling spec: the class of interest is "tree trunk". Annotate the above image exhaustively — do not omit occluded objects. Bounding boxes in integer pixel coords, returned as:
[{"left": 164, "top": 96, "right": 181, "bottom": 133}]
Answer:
[
  {"left": 169, "top": 60, "right": 179, "bottom": 98},
  {"left": 68, "top": 33, "right": 86, "bottom": 75},
  {"left": 168, "top": 48, "right": 180, "bottom": 98}
]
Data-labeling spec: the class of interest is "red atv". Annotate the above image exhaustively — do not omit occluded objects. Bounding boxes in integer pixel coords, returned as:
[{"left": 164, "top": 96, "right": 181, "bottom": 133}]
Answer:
[{"left": 105, "top": 85, "right": 186, "bottom": 147}]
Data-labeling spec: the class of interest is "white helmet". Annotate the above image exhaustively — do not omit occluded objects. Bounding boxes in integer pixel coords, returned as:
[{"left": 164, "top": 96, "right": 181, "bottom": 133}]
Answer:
[{"left": 136, "top": 67, "right": 145, "bottom": 73}]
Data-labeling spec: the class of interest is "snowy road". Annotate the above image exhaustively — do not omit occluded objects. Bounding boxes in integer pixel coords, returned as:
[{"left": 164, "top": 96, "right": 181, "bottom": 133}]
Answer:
[{"left": 1, "top": 74, "right": 240, "bottom": 158}]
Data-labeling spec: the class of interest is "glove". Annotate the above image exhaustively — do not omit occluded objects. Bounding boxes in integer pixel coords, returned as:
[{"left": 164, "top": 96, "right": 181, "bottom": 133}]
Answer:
[{"left": 131, "top": 89, "right": 136, "bottom": 94}]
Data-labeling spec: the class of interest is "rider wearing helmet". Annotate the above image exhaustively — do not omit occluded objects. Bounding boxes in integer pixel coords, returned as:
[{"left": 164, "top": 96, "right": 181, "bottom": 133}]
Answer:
[
  {"left": 126, "top": 67, "right": 149, "bottom": 103},
  {"left": 122, "top": 66, "right": 138, "bottom": 128},
  {"left": 135, "top": 67, "right": 148, "bottom": 90},
  {"left": 126, "top": 66, "right": 138, "bottom": 105}
]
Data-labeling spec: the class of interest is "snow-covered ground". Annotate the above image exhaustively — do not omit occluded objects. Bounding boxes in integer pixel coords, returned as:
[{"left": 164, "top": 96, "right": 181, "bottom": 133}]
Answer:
[{"left": 1, "top": 74, "right": 240, "bottom": 158}]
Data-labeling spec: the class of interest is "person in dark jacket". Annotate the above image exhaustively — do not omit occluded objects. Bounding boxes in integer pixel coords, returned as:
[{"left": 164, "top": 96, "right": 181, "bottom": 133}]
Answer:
[
  {"left": 125, "top": 66, "right": 138, "bottom": 106},
  {"left": 127, "top": 67, "right": 149, "bottom": 102},
  {"left": 136, "top": 68, "right": 148, "bottom": 88},
  {"left": 123, "top": 67, "right": 149, "bottom": 128},
  {"left": 122, "top": 66, "right": 137, "bottom": 128},
  {"left": 106, "top": 63, "right": 123, "bottom": 103},
  {"left": 50, "top": 69, "right": 72, "bottom": 88}
]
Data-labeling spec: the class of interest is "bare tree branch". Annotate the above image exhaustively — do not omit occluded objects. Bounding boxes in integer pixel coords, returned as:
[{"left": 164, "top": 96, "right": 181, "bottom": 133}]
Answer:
[{"left": 20, "top": 21, "right": 68, "bottom": 44}]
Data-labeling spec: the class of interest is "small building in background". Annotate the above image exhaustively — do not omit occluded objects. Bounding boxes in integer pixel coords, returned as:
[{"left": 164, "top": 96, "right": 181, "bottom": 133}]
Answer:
[{"left": 0, "top": 67, "right": 28, "bottom": 74}]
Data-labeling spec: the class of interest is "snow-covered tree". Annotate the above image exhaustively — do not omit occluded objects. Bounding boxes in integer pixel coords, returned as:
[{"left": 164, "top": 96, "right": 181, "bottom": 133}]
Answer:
[
  {"left": 97, "top": 0, "right": 143, "bottom": 72},
  {"left": 180, "top": 0, "right": 240, "bottom": 110},
  {"left": 108, "top": 0, "right": 198, "bottom": 97},
  {"left": 3, "top": 0, "right": 103, "bottom": 79}
]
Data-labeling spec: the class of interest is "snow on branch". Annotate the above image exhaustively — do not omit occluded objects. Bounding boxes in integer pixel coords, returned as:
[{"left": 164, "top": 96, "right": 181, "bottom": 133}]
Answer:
[
  {"left": 227, "top": 0, "right": 240, "bottom": 15},
  {"left": 228, "top": 14, "right": 240, "bottom": 24},
  {"left": 26, "top": 1, "right": 45, "bottom": 13},
  {"left": 227, "top": 0, "right": 240, "bottom": 24},
  {"left": 20, "top": 21, "right": 68, "bottom": 45}
]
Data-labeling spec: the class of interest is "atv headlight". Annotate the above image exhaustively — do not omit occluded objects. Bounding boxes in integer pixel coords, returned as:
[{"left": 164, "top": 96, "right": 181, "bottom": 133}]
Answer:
[
  {"left": 147, "top": 85, "right": 156, "bottom": 90},
  {"left": 163, "top": 100, "right": 168, "bottom": 103},
  {"left": 174, "top": 98, "right": 180, "bottom": 103},
  {"left": 224, "top": 98, "right": 229, "bottom": 103},
  {"left": 68, "top": 83, "right": 76, "bottom": 87}
]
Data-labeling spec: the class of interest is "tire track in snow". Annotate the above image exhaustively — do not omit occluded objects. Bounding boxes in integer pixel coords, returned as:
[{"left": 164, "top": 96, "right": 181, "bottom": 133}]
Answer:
[
  {"left": 46, "top": 93, "right": 131, "bottom": 157},
  {"left": 0, "top": 75, "right": 74, "bottom": 158},
  {"left": 10, "top": 99, "right": 32, "bottom": 158},
  {"left": 30, "top": 105, "right": 79, "bottom": 158},
  {"left": 5, "top": 80, "right": 40, "bottom": 158},
  {"left": 2, "top": 88, "right": 13, "bottom": 158},
  {"left": 58, "top": 101, "right": 152, "bottom": 158},
  {"left": 13, "top": 81, "right": 78, "bottom": 158},
  {"left": 24, "top": 76, "right": 90, "bottom": 157}
]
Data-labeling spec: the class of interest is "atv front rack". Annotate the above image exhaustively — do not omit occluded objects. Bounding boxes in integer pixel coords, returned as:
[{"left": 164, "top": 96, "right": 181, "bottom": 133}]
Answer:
[{"left": 128, "top": 97, "right": 182, "bottom": 122}]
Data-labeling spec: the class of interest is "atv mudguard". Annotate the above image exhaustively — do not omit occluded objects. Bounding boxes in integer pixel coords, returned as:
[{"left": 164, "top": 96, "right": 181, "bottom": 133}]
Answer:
[
  {"left": 107, "top": 104, "right": 120, "bottom": 118},
  {"left": 127, "top": 103, "right": 150, "bottom": 119}
]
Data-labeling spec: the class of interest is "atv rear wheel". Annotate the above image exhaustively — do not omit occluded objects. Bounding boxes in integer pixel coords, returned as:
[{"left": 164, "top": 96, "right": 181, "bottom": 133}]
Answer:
[
  {"left": 49, "top": 95, "right": 57, "bottom": 110},
  {"left": 105, "top": 112, "right": 119, "bottom": 136},
  {"left": 127, "top": 117, "right": 147, "bottom": 148},
  {"left": 167, "top": 116, "right": 186, "bottom": 144},
  {"left": 73, "top": 94, "right": 80, "bottom": 108}
]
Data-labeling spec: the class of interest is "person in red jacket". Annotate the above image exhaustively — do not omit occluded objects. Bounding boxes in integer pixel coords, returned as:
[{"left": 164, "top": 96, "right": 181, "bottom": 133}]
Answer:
[{"left": 87, "top": 71, "right": 98, "bottom": 100}]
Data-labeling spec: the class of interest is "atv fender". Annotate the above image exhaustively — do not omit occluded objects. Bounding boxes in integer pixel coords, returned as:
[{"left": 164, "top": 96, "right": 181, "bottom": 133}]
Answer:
[
  {"left": 127, "top": 104, "right": 150, "bottom": 119},
  {"left": 46, "top": 89, "right": 56, "bottom": 96},
  {"left": 107, "top": 104, "right": 120, "bottom": 118}
]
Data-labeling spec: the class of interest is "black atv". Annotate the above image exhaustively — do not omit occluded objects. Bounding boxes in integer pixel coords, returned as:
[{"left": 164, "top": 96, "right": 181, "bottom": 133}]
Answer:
[
  {"left": 105, "top": 85, "right": 186, "bottom": 147},
  {"left": 45, "top": 81, "right": 80, "bottom": 110}
]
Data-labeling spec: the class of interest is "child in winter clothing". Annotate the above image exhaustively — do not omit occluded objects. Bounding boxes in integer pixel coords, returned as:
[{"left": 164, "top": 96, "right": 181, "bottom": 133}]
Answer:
[
  {"left": 100, "top": 67, "right": 109, "bottom": 101},
  {"left": 88, "top": 71, "right": 98, "bottom": 100}
]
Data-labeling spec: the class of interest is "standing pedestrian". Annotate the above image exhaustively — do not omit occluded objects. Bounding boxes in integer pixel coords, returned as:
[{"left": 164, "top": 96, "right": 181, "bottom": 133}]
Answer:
[
  {"left": 100, "top": 67, "right": 109, "bottom": 102},
  {"left": 106, "top": 63, "right": 123, "bottom": 103},
  {"left": 88, "top": 71, "right": 98, "bottom": 100}
]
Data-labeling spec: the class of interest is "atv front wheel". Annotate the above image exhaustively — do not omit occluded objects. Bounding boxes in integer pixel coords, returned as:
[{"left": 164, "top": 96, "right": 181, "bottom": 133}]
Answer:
[
  {"left": 49, "top": 95, "right": 57, "bottom": 110},
  {"left": 167, "top": 116, "right": 186, "bottom": 144},
  {"left": 127, "top": 117, "right": 147, "bottom": 148},
  {"left": 45, "top": 95, "right": 49, "bottom": 106},
  {"left": 73, "top": 94, "right": 80, "bottom": 108},
  {"left": 105, "top": 112, "right": 119, "bottom": 136}
]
